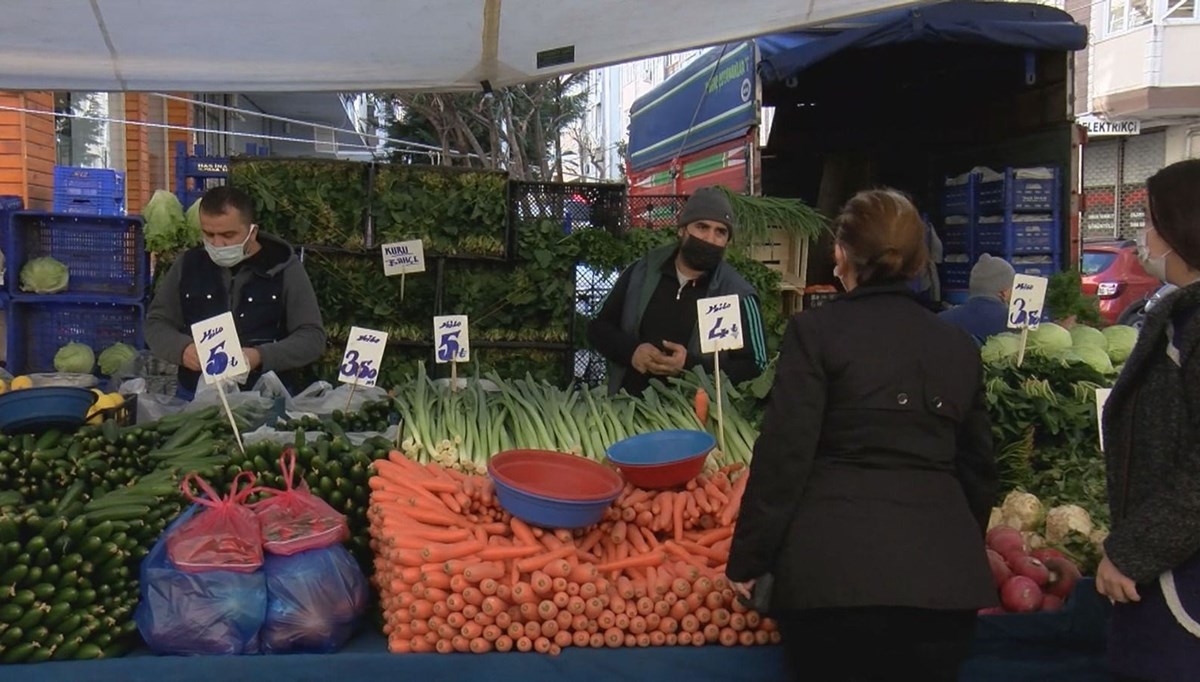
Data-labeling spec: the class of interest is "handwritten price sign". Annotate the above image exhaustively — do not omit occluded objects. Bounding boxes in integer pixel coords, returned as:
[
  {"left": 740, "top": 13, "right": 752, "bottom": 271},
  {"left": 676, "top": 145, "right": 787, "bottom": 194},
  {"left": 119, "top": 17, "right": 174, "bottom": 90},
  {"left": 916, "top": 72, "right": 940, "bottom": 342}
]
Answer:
[
  {"left": 190, "top": 312, "right": 248, "bottom": 385},
  {"left": 381, "top": 240, "right": 426, "bottom": 276},
  {"left": 338, "top": 326, "right": 388, "bottom": 388},
  {"left": 1007, "top": 274, "right": 1048, "bottom": 330},
  {"left": 433, "top": 315, "right": 470, "bottom": 364},
  {"left": 697, "top": 295, "right": 744, "bottom": 354}
]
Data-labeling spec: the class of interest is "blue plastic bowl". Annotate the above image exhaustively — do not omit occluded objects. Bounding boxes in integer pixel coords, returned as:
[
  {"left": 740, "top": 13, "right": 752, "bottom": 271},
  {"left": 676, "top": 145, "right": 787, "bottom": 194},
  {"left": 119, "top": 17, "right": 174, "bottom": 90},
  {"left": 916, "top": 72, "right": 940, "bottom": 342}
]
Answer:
[
  {"left": 605, "top": 430, "right": 717, "bottom": 489},
  {"left": 488, "top": 450, "right": 622, "bottom": 529},
  {"left": 0, "top": 386, "right": 97, "bottom": 434}
]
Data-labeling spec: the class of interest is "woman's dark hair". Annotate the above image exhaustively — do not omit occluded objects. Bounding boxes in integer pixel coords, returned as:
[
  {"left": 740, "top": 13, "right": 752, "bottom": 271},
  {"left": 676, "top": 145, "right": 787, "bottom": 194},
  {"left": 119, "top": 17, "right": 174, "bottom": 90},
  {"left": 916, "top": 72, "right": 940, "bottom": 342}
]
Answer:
[
  {"left": 1147, "top": 159, "right": 1200, "bottom": 271},
  {"left": 834, "top": 188, "right": 928, "bottom": 286}
]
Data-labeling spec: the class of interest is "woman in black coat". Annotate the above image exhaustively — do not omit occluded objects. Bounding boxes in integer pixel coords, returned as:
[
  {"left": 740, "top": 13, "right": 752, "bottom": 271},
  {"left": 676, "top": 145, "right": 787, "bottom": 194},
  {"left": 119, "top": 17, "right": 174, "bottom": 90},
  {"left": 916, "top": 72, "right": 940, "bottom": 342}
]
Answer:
[
  {"left": 726, "top": 189, "right": 999, "bottom": 681},
  {"left": 1098, "top": 159, "right": 1200, "bottom": 682}
]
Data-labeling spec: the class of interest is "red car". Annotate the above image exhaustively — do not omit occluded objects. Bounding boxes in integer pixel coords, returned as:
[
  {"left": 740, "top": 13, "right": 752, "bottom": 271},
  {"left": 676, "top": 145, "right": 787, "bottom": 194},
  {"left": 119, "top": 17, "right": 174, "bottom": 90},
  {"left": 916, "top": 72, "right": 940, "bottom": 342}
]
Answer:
[{"left": 1080, "top": 240, "right": 1162, "bottom": 326}]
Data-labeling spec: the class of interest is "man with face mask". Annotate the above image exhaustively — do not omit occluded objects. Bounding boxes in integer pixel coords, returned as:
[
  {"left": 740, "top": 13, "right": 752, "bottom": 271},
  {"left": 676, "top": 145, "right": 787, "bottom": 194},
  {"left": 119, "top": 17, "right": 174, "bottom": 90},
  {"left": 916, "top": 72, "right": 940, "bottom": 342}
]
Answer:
[
  {"left": 938, "top": 253, "right": 1015, "bottom": 343},
  {"left": 588, "top": 187, "right": 768, "bottom": 396},
  {"left": 145, "top": 186, "right": 326, "bottom": 400}
]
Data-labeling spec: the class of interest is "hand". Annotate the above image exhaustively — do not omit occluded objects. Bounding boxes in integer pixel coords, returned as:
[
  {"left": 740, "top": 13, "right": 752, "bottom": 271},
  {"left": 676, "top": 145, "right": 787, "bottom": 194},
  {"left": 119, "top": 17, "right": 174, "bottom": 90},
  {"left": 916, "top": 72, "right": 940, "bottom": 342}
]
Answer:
[
  {"left": 631, "top": 343, "right": 667, "bottom": 375},
  {"left": 731, "top": 579, "right": 756, "bottom": 601},
  {"left": 243, "top": 347, "right": 262, "bottom": 371},
  {"left": 1096, "top": 555, "right": 1140, "bottom": 604},
  {"left": 180, "top": 343, "right": 201, "bottom": 372},
  {"left": 656, "top": 340, "right": 688, "bottom": 375}
]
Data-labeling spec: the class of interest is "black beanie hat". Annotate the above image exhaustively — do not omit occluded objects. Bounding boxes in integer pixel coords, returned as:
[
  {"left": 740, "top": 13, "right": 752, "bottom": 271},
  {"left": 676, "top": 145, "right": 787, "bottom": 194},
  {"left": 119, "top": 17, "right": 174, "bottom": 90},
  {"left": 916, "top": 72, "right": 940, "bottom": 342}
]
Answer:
[{"left": 678, "top": 187, "right": 737, "bottom": 235}]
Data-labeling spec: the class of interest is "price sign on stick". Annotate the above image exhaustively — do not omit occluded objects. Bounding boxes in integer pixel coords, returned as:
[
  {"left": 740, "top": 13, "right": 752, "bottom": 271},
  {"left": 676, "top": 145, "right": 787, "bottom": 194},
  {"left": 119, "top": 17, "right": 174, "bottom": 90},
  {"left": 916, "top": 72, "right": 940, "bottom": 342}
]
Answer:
[
  {"left": 695, "top": 295, "right": 745, "bottom": 456},
  {"left": 1095, "top": 388, "right": 1112, "bottom": 451},
  {"left": 381, "top": 239, "right": 426, "bottom": 301},
  {"left": 1006, "top": 274, "right": 1049, "bottom": 367},
  {"left": 434, "top": 315, "right": 470, "bottom": 391},
  {"left": 189, "top": 312, "right": 247, "bottom": 453},
  {"left": 338, "top": 326, "right": 388, "bottom": 388}
]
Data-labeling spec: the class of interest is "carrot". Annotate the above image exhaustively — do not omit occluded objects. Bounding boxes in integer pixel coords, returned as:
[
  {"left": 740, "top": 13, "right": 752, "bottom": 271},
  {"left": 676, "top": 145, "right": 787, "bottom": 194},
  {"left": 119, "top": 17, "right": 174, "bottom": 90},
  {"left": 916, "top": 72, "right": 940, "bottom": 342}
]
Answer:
[
  {"left": 543, "top": 559, "right": 572, "bottom": 580},
  {"left": 636, "top": 510, "right": 655, "bottom": 528},
  {"left": 719, "top": 470, "right": 750, "bottom": 525},
  {"left": 534, "top": 636, "right": 552, "bottom": 654},
  {"left": 680, "top": 540, "right": 727, "bottom": 564},
  {"left": 462, "top": 562, "right": 506, "bottom": 583},
  {"left": 693, "top": 487, "right": 711, "bottom": 514},
  {"left": 627, "top": 527, "right": 650, "bottom": 555},
  {"left": 516, "top": 636, "right": 533, "bottom": 653},
  {"left": 554, "top": 629, "right": 573, "bottom": 649},
  {"left": 695, "top": 526, "right": 733, "bottom": 546},
  {"left": 650, "top": 630, "right": 667, "bottom": 647},
  {"left": 572, "top": 630, "right": 591, "bottom": 648},
  {"left": 495, "top": 635, "right": 514, "bottom": 652},
  {"left": 530, "top": 571, "right": 553, "bottom": 597},
  {"left": 694, "top": 388, "right": 710, "bottom": 425},
  {"left": 595, "top": 550, "right": 665, "bottom": 574},
  {"left": 684, "top": 491, "right": 699, "bottom": 520},
  {"left": 610, "top": 521, "right": 628, "bottom": 545},
  {"left": 673, "top": 492, "right": 686, "bottom": 541},
  {"left": 569, "top": 562, "right": 597, "bottom": 584},
  {"left": 657, "top": 493, "right": 674, "bottom": 532},
  {"left": 515, "top": 545, "right": 576, "bottom": 573},
  {"left": 510, "top": 518, "right": 539, "bottom": 546},
  {"left": 421, "top": 540, "right": 485, "bottom": 563},
  {"left": 419, "top": 479, "right": 459, "bottom": 494}
]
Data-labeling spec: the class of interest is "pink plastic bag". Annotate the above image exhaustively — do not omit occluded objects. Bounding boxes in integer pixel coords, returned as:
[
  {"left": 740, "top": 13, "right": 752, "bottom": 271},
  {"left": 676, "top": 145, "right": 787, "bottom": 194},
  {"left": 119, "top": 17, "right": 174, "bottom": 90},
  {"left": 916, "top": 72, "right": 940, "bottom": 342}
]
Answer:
[
  {"left": 253, "top": 448, "right": 349, "bottom": 556},
  {"left": 167, "top": 472, "right": 264, "bottom": 573}
]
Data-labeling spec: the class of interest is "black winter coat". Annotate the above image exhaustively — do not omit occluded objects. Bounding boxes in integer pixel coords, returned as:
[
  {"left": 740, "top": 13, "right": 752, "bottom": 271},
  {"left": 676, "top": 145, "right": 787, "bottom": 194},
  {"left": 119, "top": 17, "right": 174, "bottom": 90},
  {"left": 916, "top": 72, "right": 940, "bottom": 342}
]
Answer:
[{"left": 727, "top": 283, "right": 999, "bottom": 612}]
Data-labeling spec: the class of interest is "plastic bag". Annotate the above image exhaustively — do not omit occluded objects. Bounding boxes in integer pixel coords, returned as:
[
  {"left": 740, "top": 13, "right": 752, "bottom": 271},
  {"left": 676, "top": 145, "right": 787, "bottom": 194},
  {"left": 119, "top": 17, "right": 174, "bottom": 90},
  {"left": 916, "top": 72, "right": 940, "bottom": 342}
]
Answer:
[
  {"left": 135, "top": 505, "right": 268, "bottom": 655},
  {"left": 285, "top": 381, "right": 389, "bottom": 419},
  {"left": 260, "top": 544, "right": 368, "bottom": 654},
  {"left": 167, "top": 472, "right": 264, "bottom": 573},
  {"left": 254, "top": 448, "right": 348, "bottom": 556}
]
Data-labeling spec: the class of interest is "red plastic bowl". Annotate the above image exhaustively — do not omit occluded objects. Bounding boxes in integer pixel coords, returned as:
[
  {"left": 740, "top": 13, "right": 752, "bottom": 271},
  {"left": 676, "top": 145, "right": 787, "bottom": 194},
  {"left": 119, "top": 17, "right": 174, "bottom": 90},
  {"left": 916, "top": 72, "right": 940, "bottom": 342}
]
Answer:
[
  {"left": 488, "top": 450, "right": 624, "bottom": 502},
  {"left": 613, "top": 453, "right": 707, "bottom": 490}
]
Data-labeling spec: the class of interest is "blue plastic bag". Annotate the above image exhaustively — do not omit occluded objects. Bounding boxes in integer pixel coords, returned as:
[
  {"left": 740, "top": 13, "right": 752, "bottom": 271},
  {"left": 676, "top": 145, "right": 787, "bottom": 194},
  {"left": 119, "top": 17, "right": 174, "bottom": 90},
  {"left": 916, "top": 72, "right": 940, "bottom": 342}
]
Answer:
[
  {"left": 134, "top": 505, "right": 268, "bottom": 655},
  {"left": 260, "top": 544, "right": 368, "bottom": 654}
]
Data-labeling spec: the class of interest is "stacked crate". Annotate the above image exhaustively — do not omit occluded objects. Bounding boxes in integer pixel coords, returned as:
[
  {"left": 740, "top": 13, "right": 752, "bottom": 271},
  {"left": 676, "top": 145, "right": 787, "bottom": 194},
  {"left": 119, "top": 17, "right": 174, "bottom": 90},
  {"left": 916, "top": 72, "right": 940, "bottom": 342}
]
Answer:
[
  {"left": 52, "top": 166, "right": 126, "bottom": 216},
  {"left": 4, "top": 210, "right": 147, "bottom": 376},
  {"left": 937, "top": 166, "right": 1063, "bottom": 303}
]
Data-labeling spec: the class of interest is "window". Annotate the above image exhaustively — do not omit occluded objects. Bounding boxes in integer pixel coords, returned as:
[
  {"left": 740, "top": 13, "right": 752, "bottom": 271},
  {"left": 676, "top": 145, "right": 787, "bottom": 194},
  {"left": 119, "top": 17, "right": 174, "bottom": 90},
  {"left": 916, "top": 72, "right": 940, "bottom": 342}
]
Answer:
[
  {"left": 55, "top": 92, "right": 116, "bottom": 168},
  {"left": 1107, "top": 0, "right": 1153, "bottom": 33},
  {"left": 1081, "top": 251, "right": 1118, "bottom": 276},
  {"left": 1165, "top": 0, "right": 1198, "bottom": 20}
]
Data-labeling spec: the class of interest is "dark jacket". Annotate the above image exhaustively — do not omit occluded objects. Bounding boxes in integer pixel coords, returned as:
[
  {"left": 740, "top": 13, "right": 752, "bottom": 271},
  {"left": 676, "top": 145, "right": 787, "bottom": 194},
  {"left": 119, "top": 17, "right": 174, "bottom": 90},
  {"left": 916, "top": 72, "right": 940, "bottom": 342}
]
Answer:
[
  {"left": 588, "top": 244, "right": 767, "bottom": 395},
  {"left": 726, "top": 283, "right": 998, "bottom": 612},
  {"left": 145, "top": 232, "right": 326, "bottom": 394},
  {"left": 938, "top": 295, "right": 1010, "bottom": 343},
  {"left": 1102, "top": 281, "right": 1200, "bottom": 583}
]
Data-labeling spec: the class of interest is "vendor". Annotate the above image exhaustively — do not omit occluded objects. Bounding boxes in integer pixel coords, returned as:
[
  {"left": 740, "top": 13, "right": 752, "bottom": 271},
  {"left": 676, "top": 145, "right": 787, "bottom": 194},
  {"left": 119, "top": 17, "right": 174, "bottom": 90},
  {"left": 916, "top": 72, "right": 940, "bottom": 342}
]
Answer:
[
  {"left": 938, "top": 253, "right": 1015, "bottom": 343},
  {"left": 145, "top": 186, "right": 326, "bottom": 400},
  {"left": 587, "top": 187, "right": 768, "bottom": 396}
]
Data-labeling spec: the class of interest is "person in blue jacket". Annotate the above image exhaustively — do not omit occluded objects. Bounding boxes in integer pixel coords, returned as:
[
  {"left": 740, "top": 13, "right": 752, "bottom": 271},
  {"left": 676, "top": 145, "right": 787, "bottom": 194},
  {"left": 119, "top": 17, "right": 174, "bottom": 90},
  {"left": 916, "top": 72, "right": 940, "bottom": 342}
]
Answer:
[{"left": 938, "top": 254, "right": 1015, "bottom": 343}]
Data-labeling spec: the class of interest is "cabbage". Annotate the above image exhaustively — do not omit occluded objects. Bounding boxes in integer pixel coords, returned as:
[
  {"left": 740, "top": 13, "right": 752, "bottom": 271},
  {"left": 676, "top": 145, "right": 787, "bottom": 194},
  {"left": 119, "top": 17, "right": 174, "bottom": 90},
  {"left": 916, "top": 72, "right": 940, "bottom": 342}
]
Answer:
[
  {"left": 98, "top": 343, "right": 138, "bottom": 375},
  {"left": 981, "top": 333, "right": 1022, "bottom": 364},
  {"left": 19, "top": 256, "right": 69, "bottom": 293},
  {"left": 1073, "top": 345, "right": 1115, "bottom": 374},
  {"left": 1027, "top": 322, "right": 1073, "bottom": 357},
  {"left": 185, "top": 198, "right": 204, "bottom": 244},
  {"left": 1103, "top": 325, "right": 1138, "bottom": 364},
  {"left": 1069, "top": 325, "right": 1108, "bottom": 352},
  {"left": 143, "top": 190, "right": 186, "bottom": 254},
  {"left": 54, "top": 342, "right": 95, "bottom": 374}
]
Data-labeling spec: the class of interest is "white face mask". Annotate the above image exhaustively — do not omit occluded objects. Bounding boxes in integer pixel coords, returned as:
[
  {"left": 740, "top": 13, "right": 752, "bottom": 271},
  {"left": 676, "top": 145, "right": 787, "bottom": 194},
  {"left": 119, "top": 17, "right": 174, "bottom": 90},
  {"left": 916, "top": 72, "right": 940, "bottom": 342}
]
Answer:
[
  {"left": 204, "top": 225, "right": 256, "bottom": 268},
  {"left": 1136, "top": 228, "right": 1172, "bottom": 283}
]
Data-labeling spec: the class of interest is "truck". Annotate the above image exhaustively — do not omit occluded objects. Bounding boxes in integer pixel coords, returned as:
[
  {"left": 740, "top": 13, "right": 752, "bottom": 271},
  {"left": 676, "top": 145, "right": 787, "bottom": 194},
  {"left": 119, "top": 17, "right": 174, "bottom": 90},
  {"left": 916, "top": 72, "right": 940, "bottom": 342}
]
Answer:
[{"left": 626, "top": 1, "right": 1089, "bottom": 309}]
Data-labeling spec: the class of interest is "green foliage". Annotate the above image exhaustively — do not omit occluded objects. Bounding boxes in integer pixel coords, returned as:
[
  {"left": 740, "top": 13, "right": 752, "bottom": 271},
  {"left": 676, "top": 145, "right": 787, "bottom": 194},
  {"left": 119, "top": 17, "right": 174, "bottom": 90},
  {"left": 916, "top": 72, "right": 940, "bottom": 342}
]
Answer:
[
  {"left": 230, "top": 159, "right": 369, "bottom": 250},
  {"left": 1046, "top": 269, "right": 1103, "bottom": 326}
]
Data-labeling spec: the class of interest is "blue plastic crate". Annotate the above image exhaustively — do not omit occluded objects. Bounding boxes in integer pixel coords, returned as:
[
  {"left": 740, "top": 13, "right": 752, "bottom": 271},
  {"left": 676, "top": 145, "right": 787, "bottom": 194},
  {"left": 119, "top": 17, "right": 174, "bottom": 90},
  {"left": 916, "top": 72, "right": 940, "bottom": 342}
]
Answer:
[
  {"left": 54, "top": 166, "right": 124, "bottom": 190},
  {"left": 52, "top": 195, "right": 125, "bottom": 217},
  {"left": 942, "top": 175, "right": 976, "bottom": 216},
  {"left": 5, "top": 299, "right": 144, "bottom": 376},
  {"left": 939, "top": 261, "right": 973, "bottom": 290},
  {"left": 1012, "top": 257, "right": 1060, "bottom": 278},
  {"left": 940, "top": 220, "right": 971, "bottom": 255},
  {"left": 9, "top": 212, "right": 145, "bottom": 300},
  {"left": 979, "top": 167, "right": 1059, "bottom": 214}
]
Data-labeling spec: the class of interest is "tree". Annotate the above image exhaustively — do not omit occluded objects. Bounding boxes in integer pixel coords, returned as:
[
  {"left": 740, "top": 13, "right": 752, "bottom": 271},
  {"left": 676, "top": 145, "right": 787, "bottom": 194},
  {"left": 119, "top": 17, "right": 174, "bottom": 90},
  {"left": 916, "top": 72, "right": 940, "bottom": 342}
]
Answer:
[{"left": 380, "top": 73, "right": 590, "bottom": 181}]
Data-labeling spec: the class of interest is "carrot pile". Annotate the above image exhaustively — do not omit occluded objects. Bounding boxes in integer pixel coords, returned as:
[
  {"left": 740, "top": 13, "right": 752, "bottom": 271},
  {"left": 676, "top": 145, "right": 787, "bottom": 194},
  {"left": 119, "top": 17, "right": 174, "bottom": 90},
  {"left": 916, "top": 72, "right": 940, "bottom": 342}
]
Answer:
[{"left": 367, "top": 451, "right": 779, "bottom": 655}]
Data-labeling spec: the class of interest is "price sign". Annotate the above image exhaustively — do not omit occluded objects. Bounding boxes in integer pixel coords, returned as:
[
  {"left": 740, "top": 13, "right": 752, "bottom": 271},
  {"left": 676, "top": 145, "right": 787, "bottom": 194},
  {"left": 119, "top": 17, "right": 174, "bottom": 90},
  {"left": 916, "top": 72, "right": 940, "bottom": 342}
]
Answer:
[
  {"left": 1095, "top": 387, "right": 1112, "bottom": 451},
  {"left": 696, "top": 295, "right": 744, "bottom": 353},
  {"left": 190, "top": 312, "right": 248, "bottom": 385},
  {"left": 381, "top": 240, "right": 426, "bottom": 276},
  {"left": 338, "top": 326, "right": 388, "bottom": 388},
  {"left": 434, "top": 315, "right": 470, "bottom": 363},
  {"left": 1007, "top": 274, "right": 1048, "bottom": 330}
]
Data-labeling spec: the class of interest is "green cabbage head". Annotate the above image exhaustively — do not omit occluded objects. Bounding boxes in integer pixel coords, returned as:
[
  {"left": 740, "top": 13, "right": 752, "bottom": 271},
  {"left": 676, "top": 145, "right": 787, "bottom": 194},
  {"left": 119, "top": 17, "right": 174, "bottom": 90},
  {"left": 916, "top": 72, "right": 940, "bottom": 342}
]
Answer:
[
  {"left": 54, "top": 342, "right": 95, "bottom": 374},
  {"left": 20, "top": 256, "right": 69, "bottom": 293}
]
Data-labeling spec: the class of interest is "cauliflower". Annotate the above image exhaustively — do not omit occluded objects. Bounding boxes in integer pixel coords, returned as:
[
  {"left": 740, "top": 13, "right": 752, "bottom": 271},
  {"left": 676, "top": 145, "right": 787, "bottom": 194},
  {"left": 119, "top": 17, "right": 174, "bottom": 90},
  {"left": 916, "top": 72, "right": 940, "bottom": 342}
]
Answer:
[
  {"left": 987, "top": 507, "right": 1005, "bottom": 532},
  {"left": 1044, "top": 504, "right": 1095, "bottom": 544},
  {"left": 1089, "top": 527, "right": 1110, "bottom": 548},
  {"left": 999, "top": 491, "right": 1045, "bottom": 532},
  {"left": 1021, "top": 531, "right": 1046, "bottom": 550}
]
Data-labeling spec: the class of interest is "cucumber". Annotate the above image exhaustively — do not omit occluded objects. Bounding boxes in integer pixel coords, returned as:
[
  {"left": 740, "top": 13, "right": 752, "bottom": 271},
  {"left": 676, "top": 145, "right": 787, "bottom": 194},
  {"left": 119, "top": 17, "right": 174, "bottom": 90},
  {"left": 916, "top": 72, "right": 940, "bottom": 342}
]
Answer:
[
  {"left": 1, "top": 563, "right": 29, "bottom": 587},
  {"left": 0, "top": 625, "right": 23, "bottom": 647},
  {"left": 15, "top": 602, "right": 46, "bottom": 630},
  {"left": 38, "top": 516, "right": 70, "bottom": 545},
  {"left": 55, "top": 481, "right": 88, "bottom": 514},
  {"left": 32, "top": 447, "right": 68, "bottom": 463},
  {"left": 41, "top": 602, "right": 72, "bottom": 630},
  {"left": 31, "top": 582, "right": 56, "bottom": 600},
  {"left": 0, "top": 602, "right": 23, "bottom": 622},
  {"left": 2, "top": 642, "right": 38, "bottom": 663},
  {"left": 84, "top": 505, "right": 152, "bottom": 523},
  {"left": 76, "top": 643, "right": 103, "bottom": 659},
  {"left": 35, "top": 430, "right": 63, "bottom": 451},
  {"left": 53, "top": 613, "right": 83, "bottom": 636}
]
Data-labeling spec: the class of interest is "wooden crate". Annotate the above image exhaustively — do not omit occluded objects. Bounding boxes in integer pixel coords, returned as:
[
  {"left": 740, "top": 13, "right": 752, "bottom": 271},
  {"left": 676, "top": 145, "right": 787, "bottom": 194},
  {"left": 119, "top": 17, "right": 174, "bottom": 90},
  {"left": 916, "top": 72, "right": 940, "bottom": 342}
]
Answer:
[{"left": 747, "top": 228, "right": 810, "bottom": 314}]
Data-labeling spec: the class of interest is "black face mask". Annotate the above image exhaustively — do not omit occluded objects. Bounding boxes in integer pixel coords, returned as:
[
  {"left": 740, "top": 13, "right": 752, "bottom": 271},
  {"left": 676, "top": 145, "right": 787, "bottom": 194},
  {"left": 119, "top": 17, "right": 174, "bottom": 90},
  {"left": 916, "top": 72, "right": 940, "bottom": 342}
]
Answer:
[{"left": 679, "top": 234, "right": 726, "bottom": 271}]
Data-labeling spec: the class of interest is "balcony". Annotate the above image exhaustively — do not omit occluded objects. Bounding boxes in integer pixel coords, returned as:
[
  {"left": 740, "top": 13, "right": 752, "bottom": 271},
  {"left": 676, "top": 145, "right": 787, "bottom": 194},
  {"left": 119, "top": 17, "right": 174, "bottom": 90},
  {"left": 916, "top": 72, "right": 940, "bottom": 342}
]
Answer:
[{"left": 1091, "top": 2, "right": 1200, "bottom": 121}]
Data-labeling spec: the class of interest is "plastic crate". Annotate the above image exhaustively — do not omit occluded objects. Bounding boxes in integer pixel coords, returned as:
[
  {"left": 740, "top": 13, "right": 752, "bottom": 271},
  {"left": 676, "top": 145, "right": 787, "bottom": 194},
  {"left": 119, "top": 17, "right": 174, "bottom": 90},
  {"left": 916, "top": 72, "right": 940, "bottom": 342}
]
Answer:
[
  {"left": 979, "top": 167, "right": 1059, "bottom": 214},
  {"left": 52, "top": 195, "right": 125, "bottom": 217},
  {"left": 1012, "top": 257, "right": 1059, "bottom": 278},
  {"left": 941, "top": 175, "right": 976, "bottom": 216},
  {"left": 5, "top": 300, "right": 144, "bottom": 376},
  {"left": 54, "top": 166, "right": 125, "bottom": 192},
  {"left": 940, "top": 220, "right": 971, "bottom": 255},
  {"left": 9, "top": 212, "right": 145, "bottom": 300},
  {"left": 939, "top": 262, "right": 973, "bottom": 290},
  {"left": 942, "top": 289, "right": 970, "bottom": 305},
  {"left": 975, "top": 216, "right": 1058, "bottom": 257}
]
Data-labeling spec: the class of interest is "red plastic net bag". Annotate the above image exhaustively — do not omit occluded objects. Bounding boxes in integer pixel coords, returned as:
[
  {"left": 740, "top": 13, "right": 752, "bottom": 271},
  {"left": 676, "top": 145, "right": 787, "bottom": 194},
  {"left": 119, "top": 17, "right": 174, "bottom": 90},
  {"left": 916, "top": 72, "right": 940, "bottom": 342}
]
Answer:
[
  {"left": 167, "top": 471, "right": 264, "bottom": 573},
  {"left": 253, "top": 448, "right": 349, "bottom": 556}
]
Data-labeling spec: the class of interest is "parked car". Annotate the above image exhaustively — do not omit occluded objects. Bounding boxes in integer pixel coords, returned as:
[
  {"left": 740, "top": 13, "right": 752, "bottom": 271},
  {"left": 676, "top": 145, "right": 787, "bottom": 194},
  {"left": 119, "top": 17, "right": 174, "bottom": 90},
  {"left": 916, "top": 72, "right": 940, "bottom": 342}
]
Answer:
[{"left": 1080, "top": 240, "right": 1162, "bottom": 326}]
